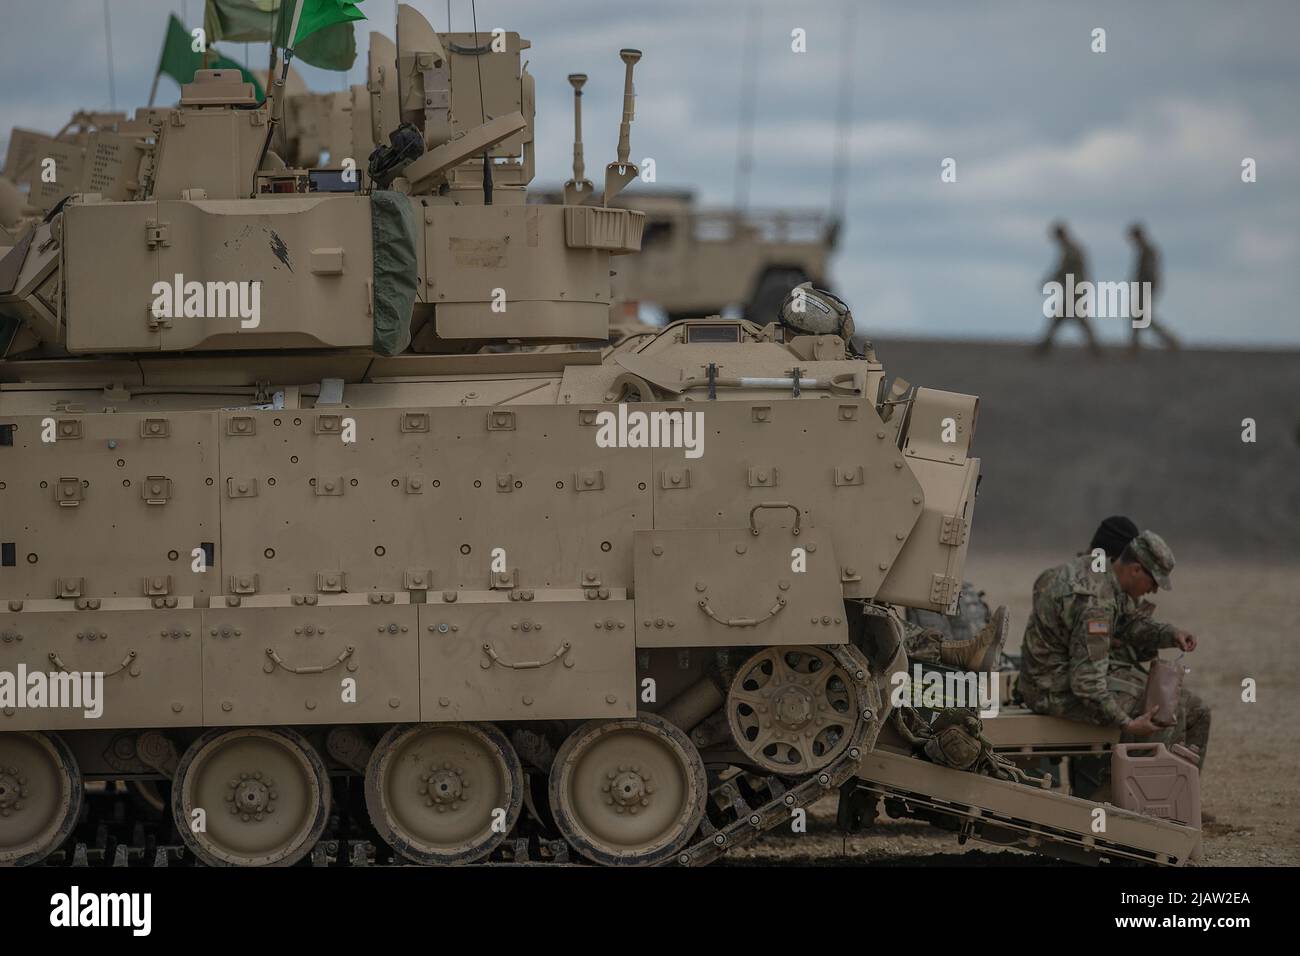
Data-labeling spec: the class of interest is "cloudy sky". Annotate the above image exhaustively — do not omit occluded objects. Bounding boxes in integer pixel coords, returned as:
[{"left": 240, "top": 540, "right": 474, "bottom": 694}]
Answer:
[{"left": 3, "top": 0, "right": 1298, "bottom": 346}]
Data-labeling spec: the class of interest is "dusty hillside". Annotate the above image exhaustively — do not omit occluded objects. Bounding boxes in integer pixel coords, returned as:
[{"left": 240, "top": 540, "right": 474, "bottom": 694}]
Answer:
[{"left": 873, "top": 339, "right": 1300, "bottom": 561}]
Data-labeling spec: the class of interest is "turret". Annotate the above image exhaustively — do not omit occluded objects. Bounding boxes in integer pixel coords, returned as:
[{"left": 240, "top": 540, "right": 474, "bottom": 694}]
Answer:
[{"left": 0, "top": 3, "right": 647, "bottom": 366}]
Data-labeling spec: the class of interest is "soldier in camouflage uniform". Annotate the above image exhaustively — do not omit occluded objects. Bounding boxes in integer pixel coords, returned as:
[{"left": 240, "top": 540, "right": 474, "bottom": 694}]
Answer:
[
  {"left": 903, "top": 582, "right": 1009, "bottom": 672},
  {"left": 1019, "top": 530, "right": 1210, "bottom": 767},
  {"left": 1035, "top": 221, "right": 1101, "bottom": 356},
  {"left": 1127, "top": 222, "right": 1180, "bottom": 352},
  {"left": 1080, "top": 516, "right": 1212, "bottom": 767}
]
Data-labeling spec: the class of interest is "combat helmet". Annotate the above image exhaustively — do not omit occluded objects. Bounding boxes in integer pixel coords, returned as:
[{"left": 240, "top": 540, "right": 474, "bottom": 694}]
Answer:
[{"left": 779, "top": 281, "right": 855, "bottom": 341}]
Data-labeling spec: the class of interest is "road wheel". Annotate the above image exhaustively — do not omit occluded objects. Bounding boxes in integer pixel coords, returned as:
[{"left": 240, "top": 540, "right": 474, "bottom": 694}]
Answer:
[
  {"left": 549, "top": 713, "right": 706, "bottom": 866},
  {"left": 365, "top": 722, "right": 523, "bottom": 865},
  {"left": 172, "top": 727, "right": 330, "bottom": 867},
  {"left": 0, "top": 731, "right": 83, "bottom": 867}
]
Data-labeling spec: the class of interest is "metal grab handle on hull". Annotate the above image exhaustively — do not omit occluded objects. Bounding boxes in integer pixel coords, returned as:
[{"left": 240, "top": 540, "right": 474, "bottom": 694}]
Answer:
[
  {"left": 697, "top": 596, "right": 787, "bottom": 628},
  {"left": 481, "top": 642, "right": 572, "bottom": 670},
  {"left": 48, "top": 650, "right": 137, "bottom": 678},
  {"left": 265, "top": 645, "right": 354, "bottom": 675},
  {"left": 749, "top": 501, "right": 802, "bottom": 536}
]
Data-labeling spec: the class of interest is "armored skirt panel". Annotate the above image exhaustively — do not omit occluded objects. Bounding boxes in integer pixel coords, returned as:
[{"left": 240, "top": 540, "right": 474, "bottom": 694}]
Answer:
[{"left": 0, "top": 396, "right": 961, "bottom": 731}]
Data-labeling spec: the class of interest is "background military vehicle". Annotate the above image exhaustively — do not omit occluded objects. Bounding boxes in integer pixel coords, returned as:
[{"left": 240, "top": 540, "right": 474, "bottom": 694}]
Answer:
[
  {"left": 530, "top": 54, "right": 839, "bottom": 327},
  {"left": 265, "top": 65, "right": 371, "bottom": 177},
  {"left": 1, "top": 111, "right": 166, "bottom": 257},
  {"left": 0, "top": 5, "right": 1198, "bottom": 869},
  {"left": 0, "top": 68, "right": 336, "bottom": 260},
  {"left": 528, "top": 187, "right": 837, "bottom": 326}
]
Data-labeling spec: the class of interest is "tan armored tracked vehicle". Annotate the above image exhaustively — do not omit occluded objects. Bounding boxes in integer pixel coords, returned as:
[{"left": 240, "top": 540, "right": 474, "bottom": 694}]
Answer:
[{"left": 0, "top": 5, "right": 1199, "bottom": 868}]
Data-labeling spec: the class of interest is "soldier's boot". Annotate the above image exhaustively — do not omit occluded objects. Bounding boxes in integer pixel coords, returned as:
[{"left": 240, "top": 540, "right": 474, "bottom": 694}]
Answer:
[{"left": 939, "top": 605, "right": 1009, "bottom": 673}]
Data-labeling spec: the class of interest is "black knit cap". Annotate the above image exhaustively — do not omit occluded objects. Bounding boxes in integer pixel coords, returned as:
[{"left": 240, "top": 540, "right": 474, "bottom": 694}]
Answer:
[{"left": 1089, "top": 515, "right": 1139, "bottom": 560}]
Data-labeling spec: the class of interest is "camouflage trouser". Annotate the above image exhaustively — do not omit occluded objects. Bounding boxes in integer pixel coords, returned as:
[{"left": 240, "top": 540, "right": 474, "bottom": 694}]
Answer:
[
  {"left": 1108, "top": 664, "right": 1211, "bottom": 769},
  {"left": 902, "top": 622, "right": 944, "bottom": 664},
  {"left": 1022, "top": 668, "right": 1210, "bottom": 769},
  {"left": 1020, "top": 685, "right": 1107, "bottom": 724}
]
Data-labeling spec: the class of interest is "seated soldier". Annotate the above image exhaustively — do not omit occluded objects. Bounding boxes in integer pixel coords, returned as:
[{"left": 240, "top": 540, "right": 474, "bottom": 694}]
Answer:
[
  {"left": 1019, "top": 530, "right": 1210, "bottom": 768},
  {"left": 1081, "top": 515, "right": 1212, "bottom": 769}
]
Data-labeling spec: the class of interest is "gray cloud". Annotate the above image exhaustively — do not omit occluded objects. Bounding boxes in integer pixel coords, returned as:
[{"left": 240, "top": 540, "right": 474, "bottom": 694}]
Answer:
[{"left": 3, "top": 0, "right": 1297, "bottom": 345}]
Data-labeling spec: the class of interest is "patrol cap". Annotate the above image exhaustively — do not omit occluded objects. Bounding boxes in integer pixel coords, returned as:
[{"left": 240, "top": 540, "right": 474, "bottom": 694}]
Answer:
[{"left": 1130, "top": 530, "right": 1175, "bottom": 590}]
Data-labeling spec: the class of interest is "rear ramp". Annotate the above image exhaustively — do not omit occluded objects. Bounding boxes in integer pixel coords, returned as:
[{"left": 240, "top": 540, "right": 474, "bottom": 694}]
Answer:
[{"left": 849, "top": 747, "right": 1201, "bottom": 866}]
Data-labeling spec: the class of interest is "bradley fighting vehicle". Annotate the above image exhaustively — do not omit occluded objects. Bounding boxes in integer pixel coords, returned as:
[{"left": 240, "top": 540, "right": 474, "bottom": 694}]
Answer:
[{"left": 0, "top": 5, "right": 1200, "bottom": 867}]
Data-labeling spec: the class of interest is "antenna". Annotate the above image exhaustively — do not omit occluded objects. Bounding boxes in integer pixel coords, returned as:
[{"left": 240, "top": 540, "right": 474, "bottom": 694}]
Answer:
[
  {"left": 394, "top": 2, "right": 404, "bottom": 118},
  {"left": 265, "top": 2, "right": 279, "bottom": 112},
  {"left": 830, "top": 3, "right": 856, "bottom": 225},
  {"left": 564, "top": 74, "right": 594, "bottom": 204},
  {"left": 471, "top": 0, "right": 492, "bottom": 204},
  {"left": 733, "top": 7, "right": 760, "bottom": 212},
  {"left": 601, "top": 49, "right": 641, "bottom": 207},
  {"left": 616, "top": 50, "right": 638, "bottom": 165},
  {"left": 102, "top": 0, "right": 117, "bottom": 111}
]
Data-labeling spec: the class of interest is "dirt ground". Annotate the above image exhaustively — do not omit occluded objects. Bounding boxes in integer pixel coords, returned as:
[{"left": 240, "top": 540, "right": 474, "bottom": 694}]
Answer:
[{"left": 730, "top": 339, "right": 1299, "bottom": 867}]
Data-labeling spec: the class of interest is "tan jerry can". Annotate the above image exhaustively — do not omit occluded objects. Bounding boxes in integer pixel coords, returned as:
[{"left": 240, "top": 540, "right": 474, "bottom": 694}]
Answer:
[{"left": 1111, "top": 742, "right": 1201, "bottom": 828}]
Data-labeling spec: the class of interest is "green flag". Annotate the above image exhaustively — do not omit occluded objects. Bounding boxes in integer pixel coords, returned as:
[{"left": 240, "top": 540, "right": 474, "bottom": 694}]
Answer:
[
  {"left": 204, "top": 0, "right": 364, "bottom": 71},
  {"left": 203, "top": 0, "right": 282, "bottom": 42},
  {"left": 157, "top": 14, "right": 266, "bottom": 101},
  {"left": 276, "top": 0, "right": 367, "bottom": 49}
]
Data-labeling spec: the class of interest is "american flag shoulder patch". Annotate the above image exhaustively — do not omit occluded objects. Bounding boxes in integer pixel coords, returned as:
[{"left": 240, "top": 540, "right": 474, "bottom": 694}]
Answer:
[{"left": 1086, "top": 618, "right": 1110, "bottom": 636}]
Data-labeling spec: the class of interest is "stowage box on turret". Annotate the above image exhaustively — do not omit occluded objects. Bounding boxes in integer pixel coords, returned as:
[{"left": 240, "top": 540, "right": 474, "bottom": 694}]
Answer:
[{"left": 1, "top": 6, "right": 1194, "bottom": 870}]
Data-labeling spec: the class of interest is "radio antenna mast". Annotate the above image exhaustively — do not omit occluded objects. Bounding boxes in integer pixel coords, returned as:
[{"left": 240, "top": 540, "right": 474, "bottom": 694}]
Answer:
[
  {"left": 733, "top": 7, "right": 760, "bottom": 212},
  {"left": 830, "top": 3, "right": 856, "bottom": 222}
]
